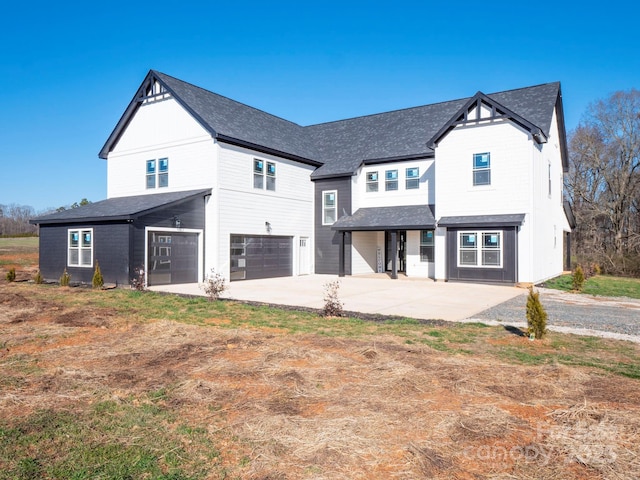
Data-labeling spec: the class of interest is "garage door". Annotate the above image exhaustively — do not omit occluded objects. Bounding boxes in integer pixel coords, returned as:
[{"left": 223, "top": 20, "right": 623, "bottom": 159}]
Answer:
[
  {"left": 230, "top": 235, "right": 292, "bottom": 281},
  {"left": 148, "top": 232, "right": 199, "bottom": 286}
]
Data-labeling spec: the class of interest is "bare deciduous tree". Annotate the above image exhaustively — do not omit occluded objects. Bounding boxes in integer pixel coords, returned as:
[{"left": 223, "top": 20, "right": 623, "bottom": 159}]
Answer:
[
  {"left": 566, "top": 89, "right": 640, "bottom": 274},
  {"left": 0, "top": 203, "right": 37, "bottom": 236}
]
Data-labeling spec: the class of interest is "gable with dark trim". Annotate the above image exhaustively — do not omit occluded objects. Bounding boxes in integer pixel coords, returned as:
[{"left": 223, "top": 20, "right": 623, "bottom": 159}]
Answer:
[{"left": 427, "top": 92, "right": 547, "bottom": 149}]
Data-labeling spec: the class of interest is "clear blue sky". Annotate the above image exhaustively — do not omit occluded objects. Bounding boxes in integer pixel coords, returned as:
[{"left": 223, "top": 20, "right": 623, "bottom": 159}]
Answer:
[{"left": 1, "top": 1, "right": 638, "bottom": 213}]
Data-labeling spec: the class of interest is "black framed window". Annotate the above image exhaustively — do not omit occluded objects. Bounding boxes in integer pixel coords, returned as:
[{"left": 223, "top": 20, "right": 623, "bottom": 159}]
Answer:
[{"left": 473, "top": 153, "right": 490, "bottom": 186}]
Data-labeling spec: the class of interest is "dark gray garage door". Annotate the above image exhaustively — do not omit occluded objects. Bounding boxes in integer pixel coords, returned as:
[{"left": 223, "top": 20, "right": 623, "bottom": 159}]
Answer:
[
  {"left": 148, "top": 232, "right": 199, "bottom": 286},
  {"left": 230, "top": 235, "right": 292, "bottom": 281}
]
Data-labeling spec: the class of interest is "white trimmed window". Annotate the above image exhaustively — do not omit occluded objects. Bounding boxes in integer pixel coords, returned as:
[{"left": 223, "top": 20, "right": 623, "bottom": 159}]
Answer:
[
  {"left": 458, "top": 231, "right": 502, "bottom": 268},
  {"left": 254, "top": 159, "right": 276, "bottom": 191},
  {"left": 406, "top": 167, "right": 419, "bottom": 189},
  {"left": 322, "top": 190, "right": 337, "bottom": 225},
  {"left": 420, "top": 230, "right": 434, "bottom": 262},
  {"left": 68, "top": 229, "right": 93, "bottom": 267},
  {"left": 146, "top": 158, "right": 169, "bottom": 189},
  {"left": 385, "top": 169, "right": 398, "bottom": 191},
  {"left": 366, "top": 171, "right": 379, "bottom": 192},
  {"left": 473, "top": 153, "right": 490, "bottom": 186}
]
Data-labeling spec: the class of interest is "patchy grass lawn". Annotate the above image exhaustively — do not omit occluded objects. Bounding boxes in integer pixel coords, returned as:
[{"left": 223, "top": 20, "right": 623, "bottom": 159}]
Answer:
[
  {"left": 1, "top": 283, "right": 640, "bottom": 479},
  {"left": 543, "top": 274, "right": 640, "bottom": 299},
  {"left": 0, "top": 237, "right": 38, "bottom": 272}
]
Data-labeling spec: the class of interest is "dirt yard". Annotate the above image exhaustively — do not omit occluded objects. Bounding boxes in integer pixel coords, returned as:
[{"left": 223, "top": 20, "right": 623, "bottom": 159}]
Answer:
[{"left": 1, "top": 279, "right": 640, "bottom": 479}]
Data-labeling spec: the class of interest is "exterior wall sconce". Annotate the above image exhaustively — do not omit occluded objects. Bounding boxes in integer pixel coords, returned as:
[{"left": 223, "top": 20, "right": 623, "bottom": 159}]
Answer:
[
  {"left": 265, "top": 221, "right": 272, "bottom": 233},
  {"left": 173, "top": 216, "right": 182, "bottom": 229}
]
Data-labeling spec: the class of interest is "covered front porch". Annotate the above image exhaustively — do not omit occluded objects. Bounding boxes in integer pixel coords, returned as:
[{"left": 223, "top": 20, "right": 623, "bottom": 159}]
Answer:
[{"left": 331, "top": 204, "right": 436, "bottom": 279}]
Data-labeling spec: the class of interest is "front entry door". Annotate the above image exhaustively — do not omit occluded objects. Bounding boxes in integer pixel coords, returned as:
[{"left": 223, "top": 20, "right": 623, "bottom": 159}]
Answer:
[{"left": 385, "top": 231, "right": 406, "bottom": 273}]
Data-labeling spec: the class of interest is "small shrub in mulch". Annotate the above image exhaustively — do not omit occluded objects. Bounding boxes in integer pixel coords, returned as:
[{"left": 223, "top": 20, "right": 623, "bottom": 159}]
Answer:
[{"left": 6, "top": 267, "right": 16, "bottom": 282}]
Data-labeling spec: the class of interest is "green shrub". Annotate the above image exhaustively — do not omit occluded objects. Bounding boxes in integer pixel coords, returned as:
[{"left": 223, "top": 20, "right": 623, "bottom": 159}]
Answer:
[
  {"left": 60, "top": 269, "right": 71, "bottom": 287},
  {"left": 33, "top": 270, "right": 44, "bottom": 284},
  {"left": 526, "top": 286, "right": 548, "bottom": 340},
  {"left": 6, "top": 267, "right": 16, "bottom": 282},
  {"left": 572, "top": 265, "right": 585, "bottom": 291},
  {"left": 92, "top": 261, "right": 104, "bottom": 289}
]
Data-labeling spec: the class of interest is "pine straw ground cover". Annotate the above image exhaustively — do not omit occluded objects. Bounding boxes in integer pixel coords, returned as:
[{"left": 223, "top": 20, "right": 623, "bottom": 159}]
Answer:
[{"left": 1, "top": 283, "right": 639, "bottom": 480}]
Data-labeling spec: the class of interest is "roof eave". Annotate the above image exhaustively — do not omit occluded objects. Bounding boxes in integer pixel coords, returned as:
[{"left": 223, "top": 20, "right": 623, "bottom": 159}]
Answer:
[
  {"left": 128, "top": 188, "right": 211, "bottom": 219},
  {"left": 310, "top": 171, "right": 357, "bottom": 180},
  {"left": 216, "top": 134, "right": 322, "bottom": 167},
  {"left": 30, "top": 189, "right": 211, "bottom": 226},
  {"left": 362, "top": 152, "right": 435, "bottom": 165},
  {"left": 31, "top": 215, "right": 133, "bottom": 225},
  {"left": 555, "top": 85, "right": 570, "bottom": 172},
  {"left": 332, "top": 222, "right": 436, "bottom": 231}
]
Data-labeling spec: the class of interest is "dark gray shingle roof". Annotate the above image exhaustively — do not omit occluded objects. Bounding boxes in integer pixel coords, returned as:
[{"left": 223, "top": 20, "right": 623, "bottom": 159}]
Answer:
[
  {"left": 153, "top": 72, "right": 319, "bottom": 164},
  {"left": 31, "top": 189, "right": 210, "bottom": 225},
  {"left": 305, "top": 99, "right": 467, "bottom": 178},
  {"left": 100, "top": 71, "right": 563, "bottom": 179},
  {"left": 332, "top": 205, "right": 436, "bottom": 231}
]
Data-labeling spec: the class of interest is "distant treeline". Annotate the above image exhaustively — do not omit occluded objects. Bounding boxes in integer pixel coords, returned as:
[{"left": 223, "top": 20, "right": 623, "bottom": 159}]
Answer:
[
  {"left": 0, "top": 199, "right": 91, "bottom": 237},
  {"left": 0, "top": 204, "right": 38, "bottom": 236}
]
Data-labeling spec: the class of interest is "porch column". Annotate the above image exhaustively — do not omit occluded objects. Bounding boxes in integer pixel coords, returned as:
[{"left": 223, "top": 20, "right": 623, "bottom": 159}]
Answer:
[
  {"left": 338, "top": 231, "right": 345, "bottom": 277},
  {"left": 390, "top": 230, "right": 398, "bottom": 279}
]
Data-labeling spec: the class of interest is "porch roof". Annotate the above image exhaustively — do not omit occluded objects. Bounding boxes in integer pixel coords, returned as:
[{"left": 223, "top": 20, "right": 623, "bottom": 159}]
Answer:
[
  {"left": 331, "top": 204, "right": 436, "bottom": 231},
  {"left": 437, "top": 213, "right": 526, "bottom": 228}
]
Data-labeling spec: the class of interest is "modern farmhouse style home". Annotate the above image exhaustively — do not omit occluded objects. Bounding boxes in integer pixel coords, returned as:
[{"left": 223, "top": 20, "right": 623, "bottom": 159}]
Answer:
[{"left": 32, "top": 70, "right": 575, "bottom": 287}]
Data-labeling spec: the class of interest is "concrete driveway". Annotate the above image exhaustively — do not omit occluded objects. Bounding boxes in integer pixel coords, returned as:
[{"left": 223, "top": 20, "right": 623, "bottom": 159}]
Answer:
[{"left": 151, "top": 274, "right": 526, "bottom": 322}]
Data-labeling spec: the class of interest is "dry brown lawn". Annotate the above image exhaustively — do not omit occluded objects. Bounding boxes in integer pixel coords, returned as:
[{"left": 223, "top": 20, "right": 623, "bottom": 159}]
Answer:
[{"left": 1, "top": 250, "right": 640, "bottom": 479}]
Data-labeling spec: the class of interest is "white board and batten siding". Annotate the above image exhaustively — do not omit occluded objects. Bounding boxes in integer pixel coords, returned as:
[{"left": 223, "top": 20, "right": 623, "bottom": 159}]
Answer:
[
  {"left": 213, "top": 142, "right": 316, "bottom": 280},
  {"left": 434, "top": 113, "right": 569, "bottom": 284},
  {"left": 529, "top": 107, "right": 571, "bottom": 283},
  {"left": 106, "top": 97, "right": 216, "bottom": 199}
]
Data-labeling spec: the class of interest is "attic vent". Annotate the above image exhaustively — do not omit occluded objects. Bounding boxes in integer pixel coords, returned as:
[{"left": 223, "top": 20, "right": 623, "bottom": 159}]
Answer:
[{"left": 139, "top": 78, "right": 171, "bottom": 104}]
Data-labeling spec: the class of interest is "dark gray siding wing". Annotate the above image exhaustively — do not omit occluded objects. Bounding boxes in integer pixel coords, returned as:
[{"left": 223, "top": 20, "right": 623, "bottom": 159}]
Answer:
[
  {"left": 132, "top": 196, "right": 207, "bottom": 278},
  {"left": 314, "top": 177, "right": 352, "bottom": 275},
  {"left": 446, "top": 227, "right": 518, "bottom": 284},
  {"left": 38, "top": 223, "right": 131, "bottom": 286}
]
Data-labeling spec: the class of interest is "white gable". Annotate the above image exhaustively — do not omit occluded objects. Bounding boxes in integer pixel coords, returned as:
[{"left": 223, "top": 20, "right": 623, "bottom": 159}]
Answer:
[
  {"left": 107, "top": 97, "right": 215, "bottom": 199},
  {"left": 110, "top": 96, "right": 211, "bottom": 155}
]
